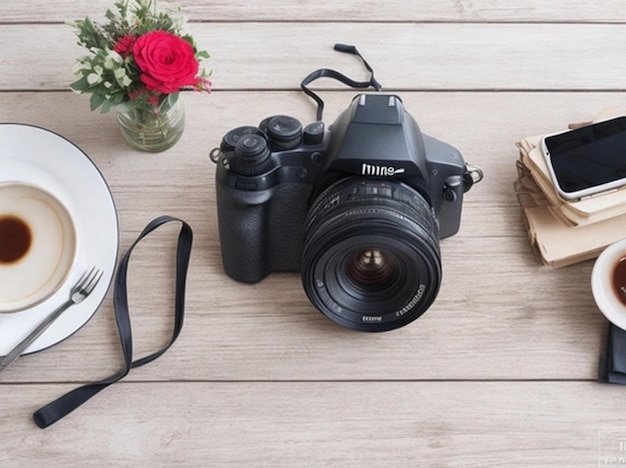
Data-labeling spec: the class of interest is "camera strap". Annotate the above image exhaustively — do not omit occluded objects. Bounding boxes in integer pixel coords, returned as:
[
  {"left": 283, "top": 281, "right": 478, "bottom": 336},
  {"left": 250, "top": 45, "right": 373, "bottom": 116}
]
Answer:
[
  {"left": 33, "top": 215, "right": 193, "bottom": 428},
  {"left": 300, "top": 44, "right": 382, "bottom": 121}
]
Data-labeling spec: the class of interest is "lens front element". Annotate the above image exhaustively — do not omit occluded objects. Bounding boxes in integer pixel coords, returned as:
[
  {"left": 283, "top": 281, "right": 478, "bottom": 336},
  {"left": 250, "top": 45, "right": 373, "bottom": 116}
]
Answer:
[
  {"left": 346, "top": 249, "right": 398, "bottom": 292},
  {"left": 302, "top": 178, "right": 442, "bottom": 332}
]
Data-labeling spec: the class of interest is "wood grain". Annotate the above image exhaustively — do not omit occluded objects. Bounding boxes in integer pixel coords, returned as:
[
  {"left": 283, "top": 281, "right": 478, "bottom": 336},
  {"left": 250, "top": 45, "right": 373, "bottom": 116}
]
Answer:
[
  {"left": 0, "top": 90, "right": 617, "bottom": 384},
  {"left": 4, "top": 0, "right": 626, "bottom": 23},
  {"left": 2, "top": 23, "right": 626, "bottom": 91},
  {"left": 2, "top": 1, "right": 626, "bottom": 465},
  {"left": 1, "top": 382, "right": 625, "bottom": 467}
]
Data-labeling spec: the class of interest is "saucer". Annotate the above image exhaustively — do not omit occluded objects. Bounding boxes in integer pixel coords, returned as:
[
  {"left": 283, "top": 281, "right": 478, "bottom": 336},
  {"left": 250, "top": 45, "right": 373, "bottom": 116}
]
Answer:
[{"left": 0, "top": 124, "right": 119, "bottom": 355}]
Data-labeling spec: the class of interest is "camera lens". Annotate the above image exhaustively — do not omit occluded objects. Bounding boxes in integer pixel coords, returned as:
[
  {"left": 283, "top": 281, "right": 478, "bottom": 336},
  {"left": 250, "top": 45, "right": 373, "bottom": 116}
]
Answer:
[
  {"left": 346, "top": 249, "right": 398, "bottom": 291},
  {"left": 302, "top": 178, "right": 441, "bottom": 332}
]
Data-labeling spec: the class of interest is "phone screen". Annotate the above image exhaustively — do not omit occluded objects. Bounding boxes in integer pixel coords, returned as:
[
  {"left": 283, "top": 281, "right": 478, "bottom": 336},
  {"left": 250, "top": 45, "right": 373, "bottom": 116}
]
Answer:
[{"left": 543, "top": 116, "right": 626, "bottom": 197}]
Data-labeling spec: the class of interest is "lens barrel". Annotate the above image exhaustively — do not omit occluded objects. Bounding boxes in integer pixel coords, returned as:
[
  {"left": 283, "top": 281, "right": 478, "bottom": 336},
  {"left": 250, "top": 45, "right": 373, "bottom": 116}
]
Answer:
[{"left": 302, "top": 178, "right": 442, "bottom": 332}]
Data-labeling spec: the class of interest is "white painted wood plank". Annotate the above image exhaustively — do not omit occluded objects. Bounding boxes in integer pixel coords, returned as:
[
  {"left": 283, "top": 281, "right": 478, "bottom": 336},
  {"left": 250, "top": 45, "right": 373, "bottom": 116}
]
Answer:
[
  {"left": 3, "top": 0, "right": 626, "bottom": 23},
  {"left": 4, "top": 1, "right": 626, "bottom": 467},
  {"left": 0, "top": 91, "right": 616, "bottom": 383},
  {"left": 1, "top": 23, "right": 626, "bottom": 91},
  {"left": 1, "top": 382, "right": 624, "bottom": 467}
]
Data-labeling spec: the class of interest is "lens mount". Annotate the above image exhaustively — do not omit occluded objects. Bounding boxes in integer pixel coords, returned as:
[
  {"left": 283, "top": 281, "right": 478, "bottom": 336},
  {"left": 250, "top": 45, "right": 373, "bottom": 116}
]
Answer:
[{"left": 302, "top": 177, "right": 442, "bottom": 332}]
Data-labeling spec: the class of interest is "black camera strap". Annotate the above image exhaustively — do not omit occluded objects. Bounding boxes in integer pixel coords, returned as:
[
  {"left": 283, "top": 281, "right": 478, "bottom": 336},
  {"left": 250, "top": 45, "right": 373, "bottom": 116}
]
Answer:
[
  {"left": 33, "top": 215, "right": 193, "bottom": 428},
  {"left": 300, "top": 44, "right": 382, "bottom": 121}
]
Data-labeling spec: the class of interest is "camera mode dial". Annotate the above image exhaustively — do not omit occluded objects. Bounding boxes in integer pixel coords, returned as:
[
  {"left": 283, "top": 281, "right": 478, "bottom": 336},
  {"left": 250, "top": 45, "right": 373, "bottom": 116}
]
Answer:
[
  {"left": 220, "top": 125, "right": 263, "bottom": 151},
  {"left": 260, "top": 115, "right": 303, "bottom": 150},
  {"left": 230, "top": 134, "right": 272, "bottom": 176}
]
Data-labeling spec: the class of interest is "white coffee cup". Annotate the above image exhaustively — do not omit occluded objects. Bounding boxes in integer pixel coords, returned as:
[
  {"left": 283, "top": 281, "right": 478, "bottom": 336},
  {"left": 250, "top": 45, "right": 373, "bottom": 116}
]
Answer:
[
  {"left": 591, "top": 238, "right": 626, "bottom": 330},
  {"left": 0, "top": 182, "right": 77, "bottom": 312}
]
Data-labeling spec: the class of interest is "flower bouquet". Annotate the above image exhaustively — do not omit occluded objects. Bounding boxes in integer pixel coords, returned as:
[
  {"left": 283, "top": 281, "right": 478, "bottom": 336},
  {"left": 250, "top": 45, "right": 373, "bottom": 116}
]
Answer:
[{"left": 70, "top": 0, "right": 211, "bottom": 152}]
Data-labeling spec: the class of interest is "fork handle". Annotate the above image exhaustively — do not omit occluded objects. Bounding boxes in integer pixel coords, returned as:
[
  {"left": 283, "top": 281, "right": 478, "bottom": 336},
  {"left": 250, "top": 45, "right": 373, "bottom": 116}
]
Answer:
[{"left": 0, "top": 299, "right": 73, "bottom": 373}]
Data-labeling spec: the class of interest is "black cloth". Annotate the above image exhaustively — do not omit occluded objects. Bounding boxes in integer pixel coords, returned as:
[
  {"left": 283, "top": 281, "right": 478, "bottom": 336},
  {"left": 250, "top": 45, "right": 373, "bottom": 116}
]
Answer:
[{"left": 599, "top": 323, "right": 626, "bottom": 384}]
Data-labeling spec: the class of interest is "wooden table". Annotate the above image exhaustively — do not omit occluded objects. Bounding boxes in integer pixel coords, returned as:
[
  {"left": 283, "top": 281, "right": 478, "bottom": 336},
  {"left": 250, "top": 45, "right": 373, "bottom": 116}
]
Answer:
[{"left": 2, "top": 1, "right": 626, "bottom": 466}]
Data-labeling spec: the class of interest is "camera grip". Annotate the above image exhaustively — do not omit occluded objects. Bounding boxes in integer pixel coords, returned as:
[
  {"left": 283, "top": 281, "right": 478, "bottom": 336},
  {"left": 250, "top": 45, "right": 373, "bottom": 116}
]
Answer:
[
  {"left": 216, "top": 182, "right": 313, "bottom": 283},
  {"left": 216, "top": 186, "right": 274, "bottom": 283}
]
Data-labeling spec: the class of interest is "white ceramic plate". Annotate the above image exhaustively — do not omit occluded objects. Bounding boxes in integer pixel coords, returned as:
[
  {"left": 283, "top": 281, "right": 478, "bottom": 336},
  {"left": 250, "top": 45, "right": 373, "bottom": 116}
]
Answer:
[{"left": 0, "top": 124, "right": 118, "bottom": 355}]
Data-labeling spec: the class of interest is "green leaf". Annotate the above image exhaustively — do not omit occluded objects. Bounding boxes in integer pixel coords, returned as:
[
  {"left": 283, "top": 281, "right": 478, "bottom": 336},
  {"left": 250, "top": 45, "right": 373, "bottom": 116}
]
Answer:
[
  {"left": 100, "top": 99, "right": 114, "bottom": 114},
  {"left": 70, "top": 76, "right": 91, "bottom": 92},
  {"left": 159, "top": 92, "right": 179, "bottom": 113},
  {"left": 89, "top": 91, "right": 106, "bottom": 111},
  {"left": 168, "top": 92, "right": 179, "bottom": 106},
  {"left": 105, "top": 8, "right": 116, "bottom": 22}
]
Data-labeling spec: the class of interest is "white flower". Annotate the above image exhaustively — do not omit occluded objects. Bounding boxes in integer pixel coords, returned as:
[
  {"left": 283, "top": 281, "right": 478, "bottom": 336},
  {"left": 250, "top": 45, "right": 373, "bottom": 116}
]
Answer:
[
  {"left": 103, "top": 50, "right": 123, "bottom": 70},
  {"left": 114, "top": 67, "right": 132, "bottom": 88},
  {"left": 169, "top": 7, "right": 189, "bottom": 35},
  {"left": 86, "top": 74, "right": 100, "bottom": 85},
  {"left": 87, "top": 66, "right": 104, "bottom": 85}
]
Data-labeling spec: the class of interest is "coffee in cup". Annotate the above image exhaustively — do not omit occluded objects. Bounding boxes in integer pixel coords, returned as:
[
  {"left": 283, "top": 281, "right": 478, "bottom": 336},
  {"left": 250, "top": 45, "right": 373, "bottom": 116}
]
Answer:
[
  {"left": 612, "top": 255, "right": 626, "bottom": 306},
  {"left": 0, "top": 182, "right": 77, "bottom": 312},
  {"left": 592, "top": 238, "right": 626, "bottom": 330}
]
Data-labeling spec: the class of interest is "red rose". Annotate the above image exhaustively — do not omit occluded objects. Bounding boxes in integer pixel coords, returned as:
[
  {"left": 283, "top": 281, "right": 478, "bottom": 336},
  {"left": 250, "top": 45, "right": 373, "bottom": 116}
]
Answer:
[{"left": 132, "top": 30, "right": 200, "bottom": 94}]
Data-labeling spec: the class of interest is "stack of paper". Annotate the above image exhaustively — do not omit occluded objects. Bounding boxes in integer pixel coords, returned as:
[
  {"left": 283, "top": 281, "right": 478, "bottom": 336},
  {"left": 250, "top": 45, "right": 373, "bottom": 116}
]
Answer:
[{"left": 515, "top": 107, "right": 626, "bottom": 267}]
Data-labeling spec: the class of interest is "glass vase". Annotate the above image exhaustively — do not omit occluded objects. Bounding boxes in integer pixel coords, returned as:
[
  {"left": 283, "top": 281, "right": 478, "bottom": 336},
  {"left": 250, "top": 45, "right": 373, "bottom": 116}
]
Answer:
[{"left": 116, "top": 93, "right": 185, "bottom": 153}]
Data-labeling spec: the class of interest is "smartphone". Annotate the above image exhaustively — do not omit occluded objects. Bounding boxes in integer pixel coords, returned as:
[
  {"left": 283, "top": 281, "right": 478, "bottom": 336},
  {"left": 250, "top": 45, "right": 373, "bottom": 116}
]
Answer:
[{"left": 541, "top": 116, "right": 626, "bottom": 200}]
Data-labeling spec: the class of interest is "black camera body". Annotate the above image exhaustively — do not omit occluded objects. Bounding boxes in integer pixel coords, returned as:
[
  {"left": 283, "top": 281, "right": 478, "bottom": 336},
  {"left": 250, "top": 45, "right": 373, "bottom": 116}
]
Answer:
[{"left": 212, "top": 93, "right": 479, "bottom": 331}]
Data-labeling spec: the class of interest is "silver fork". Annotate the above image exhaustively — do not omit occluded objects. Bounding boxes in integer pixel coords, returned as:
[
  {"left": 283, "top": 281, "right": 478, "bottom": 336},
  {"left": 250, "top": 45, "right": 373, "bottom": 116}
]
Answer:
[{"left": 0, "top": 267, "right": 104, "bottom": 373}]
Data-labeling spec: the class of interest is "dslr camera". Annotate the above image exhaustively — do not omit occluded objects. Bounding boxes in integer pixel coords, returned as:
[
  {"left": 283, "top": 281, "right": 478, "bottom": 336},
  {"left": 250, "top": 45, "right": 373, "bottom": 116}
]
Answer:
[{"left": 211, "top": 93, "right": 481, "bottom": 332}]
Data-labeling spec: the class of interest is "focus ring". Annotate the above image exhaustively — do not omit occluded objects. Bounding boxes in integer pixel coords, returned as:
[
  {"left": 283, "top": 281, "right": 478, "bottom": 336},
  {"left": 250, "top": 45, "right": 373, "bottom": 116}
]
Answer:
[{"left": 302, "top": 177, "right": 441, "bottom": 332}]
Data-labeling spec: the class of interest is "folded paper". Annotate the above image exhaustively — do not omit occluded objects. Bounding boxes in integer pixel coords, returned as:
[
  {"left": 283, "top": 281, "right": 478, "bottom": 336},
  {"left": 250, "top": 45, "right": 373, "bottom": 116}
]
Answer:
[{"left": 515, "top": 107, "right": 626, "bottom": 267}]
